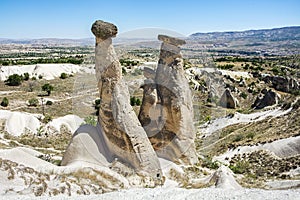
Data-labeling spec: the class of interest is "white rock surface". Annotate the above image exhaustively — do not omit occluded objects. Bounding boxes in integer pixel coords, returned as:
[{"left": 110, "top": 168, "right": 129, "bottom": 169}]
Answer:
[
  {"left": 210, "top": 165, "right": 243, "bottom": 189},
  {"left": 0, "top": 110, "right": 41, "bottom": 136},
  {"left": 1, "top": 188, "right": 299, "bottom": 200},
  {"left": 47, "top": 115, "right": 84, "bottom": 134},
  {"left": 0, "top": 110, "right": 83, "bottom": 136},
  {"left": 0, "top": 64, "right": 93, "bottom": 81},
  {"left": 215, "top": 135, "right": 300, "bottom": 164},
  {"left": 200, "top": 107, "right": 292, "bottom": 137}
]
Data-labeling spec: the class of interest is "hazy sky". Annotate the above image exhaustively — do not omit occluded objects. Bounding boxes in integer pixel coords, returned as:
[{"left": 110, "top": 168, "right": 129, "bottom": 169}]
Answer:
[{"left": 1, "top": 0, "right": 299, "bottom": 39}]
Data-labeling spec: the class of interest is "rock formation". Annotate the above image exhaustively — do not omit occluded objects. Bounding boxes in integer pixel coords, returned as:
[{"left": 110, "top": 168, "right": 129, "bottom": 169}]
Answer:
[
  {"left": 210, "top": 165, "right": 243, "bottom": 189},
  {"left": 92, "top": 20, "right": 162, "bottom": 177},
  {"left": 252, "top": 89, "right": 280, "bottom": 109},
  {"left": 219, "top": 88, "right": 239, "bottom": 109},
  {"left": 63, "top": 21, "right": 197, "bottom": 185},
  {"left": 139, "top": 35, "right": 197, "bottom": 165},
  {"left": 262, "top": 75, "right": 299, "bottom": 93},
  {"left": 62, "top": 20, "right": 162, "bottom": 181}
]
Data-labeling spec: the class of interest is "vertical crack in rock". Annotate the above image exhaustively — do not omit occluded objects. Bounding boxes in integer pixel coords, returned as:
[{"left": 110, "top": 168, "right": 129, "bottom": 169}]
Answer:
[
  {"left": 139, "top": 35, "right": 197, "bottom": 165},
  {"left": 91, "top": 20, "right": 162, "bottom": 178}
]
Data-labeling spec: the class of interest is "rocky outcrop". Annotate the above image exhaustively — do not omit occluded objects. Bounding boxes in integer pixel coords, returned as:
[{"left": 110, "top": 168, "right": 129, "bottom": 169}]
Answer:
[
  {"left": 252, "top": 89, "right": 280, "bottom": 109},
  {"left": 263, "top": 75, "right": 299, "bottom": 93},
  {"left": 63, "top": 20, "right": 162, "bottom": 181},
  {"left": 139, "top": 35, "right": 197, "bottom": 165},
  {"left": 210, "top": 165, "right": 243, "bottom": 189},
  {"left": 219, "top": 88, "right": 238, "bottom": 109}
]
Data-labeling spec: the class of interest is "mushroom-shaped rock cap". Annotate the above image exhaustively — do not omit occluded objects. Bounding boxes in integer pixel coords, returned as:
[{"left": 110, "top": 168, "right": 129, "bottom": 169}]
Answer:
[
  {"left": 91, "top": 20, "right": 118, "bottom": 40},
  {"left": 158, "top": 34, "right": 186, "bottom": 46}
]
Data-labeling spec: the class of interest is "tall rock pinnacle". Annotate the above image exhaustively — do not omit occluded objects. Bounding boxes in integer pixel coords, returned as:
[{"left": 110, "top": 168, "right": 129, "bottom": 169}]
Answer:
[
  {"left": 139, "top": 35, "right": 197, "bottom": 165},
  {"left": 91, "top": 20, "right": 162, "bottom": 178}
]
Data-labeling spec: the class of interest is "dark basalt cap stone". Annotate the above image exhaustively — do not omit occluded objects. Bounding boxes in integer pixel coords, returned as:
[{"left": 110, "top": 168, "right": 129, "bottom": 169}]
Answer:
[
  {"left": 158, "top": 34, "right": 186, "bottom": 46},
  {"left": 91, "top": 20, "right": 118, "bottom": 39}
]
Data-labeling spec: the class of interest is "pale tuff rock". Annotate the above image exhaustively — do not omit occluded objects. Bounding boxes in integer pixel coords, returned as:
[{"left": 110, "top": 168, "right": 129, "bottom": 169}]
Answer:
[
  {"left": 139, "top": 35, "right": 197, "bottom": 165},
  {"left": 138, "top": 68, "right": 163, "bottom": 137},
  {"left": 252, "top": 89, "right": 280, "bottom": 109},
  {"left": 92, "top": 20, "right": 161, "bottom": 178},
  {"left": 210, "top": 165, "right": 243, "bottom": 189},
  {"left": 63, "top": 22, "right": 197, "bottom": 184},
  {"left": 219, "top": 88, "right": 239, "bottom": 109},
  {"left": 63, "top": 20, "right": 162, "bottom": 181}
]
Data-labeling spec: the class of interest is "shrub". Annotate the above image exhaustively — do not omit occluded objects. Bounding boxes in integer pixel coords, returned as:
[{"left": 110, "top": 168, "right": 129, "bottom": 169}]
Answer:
[
  {"left": 201, "top": 156, "right": 219, "bottom": 169},
  {"left": 60, "top": 72, "right": 68, "bottom": 79},
  {"left": 204, "top": 115, "right": 211, "bottom": 122},
  {"left": 233, "top": 134, "right": 244, "bottom": 142},
  {"left": 217, "top": 64, "right": 234, "bottom": 70},
  {"left": 246, "top": 132, "right": 255, "bottom": 139},
  {"left": 130, "top": 96, "right": 141, "bottom": 106},
  {"left": 94, "top": 99, "right": 101, "bottom": 115},
  {"left": 28, "top": 98, "right": 39, "bottom": 107},
  {"left": 83, "top": 116, "right": 97, "bottom": 126},
  {"left": 42, "top": 115, "right": 52, "bottom": 123},
  {"left": 23, "top": 72, "right": 30, "bottom": 81},
  {"left": 239, "top": 92, "right": 248, "bottom": 99},
  {"left": 130, "top": 96, "right": 136, "bottom": 106},
  {"left": 229, "top": 160, "right": 250, "bottom": 174},
  {"left": 46, "top": 100, "right": 53, "bottom": 105},
  {"left": 122, "top": 67, "right": 127, "bottom": 75},
  {"left": 5, "top": 74, "right": 23, "bottom": 86},
  {"left": 135, "top": 98, "right": 141, "bottom": 106},
  {"left": 95, "top": 99, "right": 101, "bottom": 108},
  {"left": 42, "top": 83, "right": 54, "bottom": 96},
  {"left": 1, "top": 97, "right": 9, "bottom": 107}
]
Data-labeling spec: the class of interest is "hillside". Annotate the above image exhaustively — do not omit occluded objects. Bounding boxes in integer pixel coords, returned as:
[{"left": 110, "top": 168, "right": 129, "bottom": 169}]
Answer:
[{"left": 190, "top": 26, "right": 300, "bottom": 41}]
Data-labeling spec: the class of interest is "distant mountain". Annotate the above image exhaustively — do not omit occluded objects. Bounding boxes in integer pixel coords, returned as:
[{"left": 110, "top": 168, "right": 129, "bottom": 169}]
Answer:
[{"left": 190, "top": 26, "right": 300, "bottom": 41}]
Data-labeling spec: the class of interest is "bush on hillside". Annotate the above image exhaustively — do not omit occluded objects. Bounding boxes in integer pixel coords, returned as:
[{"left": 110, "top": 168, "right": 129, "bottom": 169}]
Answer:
[
  {"left": 60, "top": 73, "right": 68, "bottom": 79},
  {"left": 28, "top": 98, "right": 39, "bottom": 107},
  {"left": 5, "top": 74, "right": 23, "bottom": 86},
  {"left": 42, "top": 83, "right": 54, "bottom": 96},
  {"left": 1, "top": 97, "right": 9, "bottom": 107}
]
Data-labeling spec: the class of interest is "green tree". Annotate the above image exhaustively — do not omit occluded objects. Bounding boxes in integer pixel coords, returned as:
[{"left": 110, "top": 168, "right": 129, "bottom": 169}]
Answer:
[
  {"left": 46, "top": 100, "right": 53, "bottom": 105},
  {"left": 5, "top": 74, "right": 23, "bottom": 86},
  {"left": 60, "top": 72, "right": 68, "bottom": 79},
  {"left": 1, "top": 97, "right": 9, "bottom": 107},
  {"left": 130, "top": 96, "right": 137, "bottom": 106},
  {"left": 23, "top": 72, "right": 30, "bottom": 81},
  {"left": 130, "top": 96, "right": 141, "bottom": 106},
  {"left": 42, "top": 83, "right": 54, "bottom": 96},
  {"left": 135, "top": 98, "right": 141, "bottom": 106}
]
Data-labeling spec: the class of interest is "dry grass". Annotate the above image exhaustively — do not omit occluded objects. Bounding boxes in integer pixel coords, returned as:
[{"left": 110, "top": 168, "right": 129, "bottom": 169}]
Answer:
[{"left": 2, "top": 130, "right": 71, "bottom": 154}]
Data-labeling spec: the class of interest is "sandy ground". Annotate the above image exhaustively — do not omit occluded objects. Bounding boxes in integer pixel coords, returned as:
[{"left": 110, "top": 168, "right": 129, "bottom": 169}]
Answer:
[{"left": 0, "top": 188, "right": 299, "bottom": 200}]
